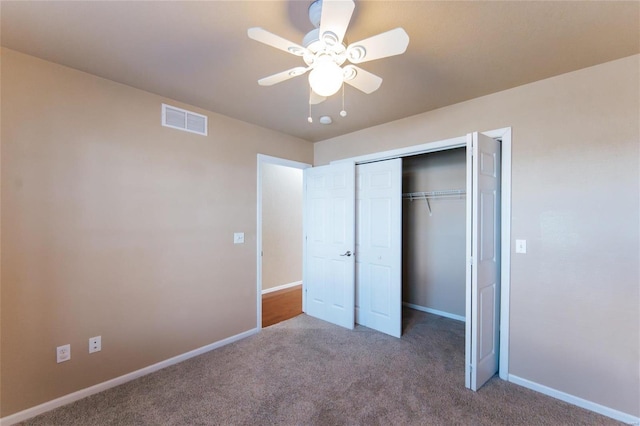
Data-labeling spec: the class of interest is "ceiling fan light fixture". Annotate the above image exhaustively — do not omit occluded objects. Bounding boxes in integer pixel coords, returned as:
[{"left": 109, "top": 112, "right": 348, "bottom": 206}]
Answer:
[
  {"left": 308, "top": 56, "right": 343, "bottom": 97},
  {"left": 249, "top": 0, "right": 410, "bottom": 120}
]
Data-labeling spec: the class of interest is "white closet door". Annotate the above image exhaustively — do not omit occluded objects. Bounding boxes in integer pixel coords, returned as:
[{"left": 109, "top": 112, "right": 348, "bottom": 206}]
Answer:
[
  {"left": 303, "top": 162, "right": 356, "bottom": 329},
  {"left": 355, "top": 158, "right": 402, "bottom": 337},
  {"left": 465, "top": 132, "right": 501, "bottom": 391}
]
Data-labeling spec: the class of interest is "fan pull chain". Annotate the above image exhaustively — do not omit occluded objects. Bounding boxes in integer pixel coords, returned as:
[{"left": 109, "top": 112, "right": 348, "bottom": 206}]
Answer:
[
  {"left": 340, "top": 84, "right": 347, "bottom": 117},
  {"left": 308, "top": 88, "right": 313, "bottom": 123}
]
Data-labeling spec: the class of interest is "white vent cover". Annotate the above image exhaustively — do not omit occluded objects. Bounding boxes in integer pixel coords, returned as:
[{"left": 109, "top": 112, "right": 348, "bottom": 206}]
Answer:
[{"left": 162, "top": 104, "right": 207, "bottom": 136}]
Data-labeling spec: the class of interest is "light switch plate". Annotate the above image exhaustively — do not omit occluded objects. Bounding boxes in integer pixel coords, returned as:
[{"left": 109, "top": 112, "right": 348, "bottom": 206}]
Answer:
[
  {"left": 515, "top": 239, "right": 527, "bottom": 254},
  {"left": 234, "top": 232, "right": 245, "bottom": 244}
]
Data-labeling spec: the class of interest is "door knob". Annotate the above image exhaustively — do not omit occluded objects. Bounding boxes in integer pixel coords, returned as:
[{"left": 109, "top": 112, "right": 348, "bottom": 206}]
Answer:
[{"left": 340, "top": 250, "right": 352, "bottom": 257}]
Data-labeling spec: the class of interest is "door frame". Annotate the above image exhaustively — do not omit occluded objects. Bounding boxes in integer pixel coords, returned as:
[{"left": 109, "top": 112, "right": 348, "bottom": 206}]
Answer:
[
  {"left": 331, "top": 127, "right": 512, "bottom": 380},
  {"left": 256, "top": 154, "right": 312, "bottom": 331}
]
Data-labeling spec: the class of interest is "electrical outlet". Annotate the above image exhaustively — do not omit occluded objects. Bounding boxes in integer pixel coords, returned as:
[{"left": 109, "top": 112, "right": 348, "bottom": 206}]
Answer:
[
  {"left": 233, "top": 232, "right": 245, "bottom": 244},
  {"left": 89, "top": 336, "right": 101, "bottom": 354},
  {"left": 57, "top": 344, "right": 71, "bottom": 363}
]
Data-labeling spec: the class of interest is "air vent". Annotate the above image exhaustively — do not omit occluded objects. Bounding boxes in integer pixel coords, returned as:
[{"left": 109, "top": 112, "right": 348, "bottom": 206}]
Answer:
[{"left": 162, "top": 104, "right": 207, "bottom": 136}]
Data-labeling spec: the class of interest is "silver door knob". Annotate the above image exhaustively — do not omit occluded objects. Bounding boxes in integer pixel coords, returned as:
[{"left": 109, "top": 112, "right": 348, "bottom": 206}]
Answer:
[{"left": 340, "top": 251, "right": 352, "bottom": 257}]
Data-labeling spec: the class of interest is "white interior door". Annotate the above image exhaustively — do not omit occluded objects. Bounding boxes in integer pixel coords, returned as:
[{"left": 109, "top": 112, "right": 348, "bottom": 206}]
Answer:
[
  {"left": 303, "top": 162, "right": 356, "bottom": 329},
  {"left": 355, "top": 159, "right": 403, "bottom": 337},
  {"left": 465, "top": 132, "right": 501, "bottom": 391}
]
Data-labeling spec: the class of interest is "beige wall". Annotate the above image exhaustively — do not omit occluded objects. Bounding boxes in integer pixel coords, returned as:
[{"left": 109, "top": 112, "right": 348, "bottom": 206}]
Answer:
[
  {"left": 402, "top": 149, "right": 466, "bottom": 317},
  {"left": 261, "top": 163, "right": 303, "bottom": 291},
  {"left": 0, "top": 48, "right": 313, "bottom": 416},
  {"left": 315, "top": 55, "right": 640, "bottom": 417},
  {"left": 2, "top": 46, "right": 638, "bottom": 420}
]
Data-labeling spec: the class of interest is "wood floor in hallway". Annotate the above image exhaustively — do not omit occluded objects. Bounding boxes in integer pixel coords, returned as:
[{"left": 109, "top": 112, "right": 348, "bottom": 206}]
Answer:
[{"left": 262, "top": 284, "right": 302, "bottom": 327}]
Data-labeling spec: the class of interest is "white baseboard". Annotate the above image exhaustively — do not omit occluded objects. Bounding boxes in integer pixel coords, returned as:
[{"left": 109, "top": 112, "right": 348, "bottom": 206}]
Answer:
[
  {"left": 508, "top": 374, "right": 640, "bottom": 425},
  {"left": 261, "top": 280, "right": 302, "bottom": 295},
  {"left": 0, "top": 328, "right": 258, "bottom": 426},
  {"left": 403, "top": 302, "right": 466, "bottom": 322}
]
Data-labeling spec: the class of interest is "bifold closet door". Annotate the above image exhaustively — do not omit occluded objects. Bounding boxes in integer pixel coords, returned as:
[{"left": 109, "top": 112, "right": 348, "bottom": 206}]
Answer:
[
  {"left": 465, "top": 132, "right": 501, "bottom": 391},
  {"left": 355, "top": 158, "right": 402, "bottom": 338},
  {"left": 303, "top": 162, "right": 356, "bottom": 330}
]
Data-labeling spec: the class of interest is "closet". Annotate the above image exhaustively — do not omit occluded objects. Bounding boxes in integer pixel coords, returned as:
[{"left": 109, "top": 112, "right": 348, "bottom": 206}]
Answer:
[
  {"left": 400, "top": 148, "right": 467, "bottom": 322},
  {"left": 352, "top": 149, "right": 467, "bottom": 336},
  {"left": 303, "top": 131, "right": 503, "bottom": 391}
]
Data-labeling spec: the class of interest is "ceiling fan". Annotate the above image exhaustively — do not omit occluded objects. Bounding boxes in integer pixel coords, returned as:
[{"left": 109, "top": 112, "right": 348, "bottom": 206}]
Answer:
[{"left": 248, "top": 0, "right": 409, "bottom": 108}]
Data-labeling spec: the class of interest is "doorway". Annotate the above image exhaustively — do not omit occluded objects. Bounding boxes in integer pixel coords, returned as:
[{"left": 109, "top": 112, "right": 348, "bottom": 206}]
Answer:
[{"left": 256, "top": 154, "right": 311, "bottom": 329}]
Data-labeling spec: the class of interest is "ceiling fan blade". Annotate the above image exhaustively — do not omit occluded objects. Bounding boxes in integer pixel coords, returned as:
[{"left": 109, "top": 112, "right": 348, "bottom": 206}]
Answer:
[
  {"left": 346, "top": 28, "right": 410, "bottom": 64},
  {"left": 309, "top": 90, "right": 327, "bottom": 105},
  {"left": 319, "top": 0, "right": 355, "bottom": 46},
  {"left": 248, "top": 27, "right": 309, "bottom": 56},
  {"left": 258, "top": 67, "right": 309, "bottom": 86},
  {"left": 343, "top": 65, "right": 382, "bottom": 94}
]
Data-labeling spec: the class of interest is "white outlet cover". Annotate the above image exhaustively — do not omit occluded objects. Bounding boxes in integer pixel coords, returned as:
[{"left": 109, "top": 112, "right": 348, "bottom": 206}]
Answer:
[
  {"left": 57, "top": 344, "right": 71, "bottom": 363},
  {"left": 234, "top": 232, "right": 245, "bottom": 244},
  {"left": 89, "top": 336, "right": 102, "bottom": 354}
]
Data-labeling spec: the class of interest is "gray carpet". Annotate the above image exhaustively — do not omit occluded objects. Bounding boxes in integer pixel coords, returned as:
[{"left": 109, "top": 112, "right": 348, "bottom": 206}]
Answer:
[{"left": 21, "top": 309, "right": 621, "bottom": 425}]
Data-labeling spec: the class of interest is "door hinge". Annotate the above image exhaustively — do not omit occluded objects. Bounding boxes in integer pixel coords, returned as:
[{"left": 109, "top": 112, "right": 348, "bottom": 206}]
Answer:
[{"left": 469, "top": 257, "right": 474, "bottom": 265}]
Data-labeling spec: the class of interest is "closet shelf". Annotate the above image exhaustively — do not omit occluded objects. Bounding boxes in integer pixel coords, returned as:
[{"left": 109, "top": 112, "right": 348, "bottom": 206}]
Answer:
[
  {"left": 402, "top": 189, "right": 466, "bottom": 216},
  {"left": 402, "top": 189, "right": 466, "bottom": 200}
]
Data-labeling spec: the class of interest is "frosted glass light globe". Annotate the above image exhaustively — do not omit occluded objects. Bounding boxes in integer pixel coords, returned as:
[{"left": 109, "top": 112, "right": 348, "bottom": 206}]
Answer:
[{"left": 308, "top": 56, "right": 343, "bottom": 97}]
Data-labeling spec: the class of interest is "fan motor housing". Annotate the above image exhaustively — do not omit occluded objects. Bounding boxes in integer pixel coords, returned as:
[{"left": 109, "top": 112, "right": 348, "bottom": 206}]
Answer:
[{"left": 308, "top": 0, "right": 322, "bottom": 28}]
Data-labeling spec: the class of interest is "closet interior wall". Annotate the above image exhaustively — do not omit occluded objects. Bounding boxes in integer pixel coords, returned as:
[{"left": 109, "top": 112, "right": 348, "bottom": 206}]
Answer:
[{"left": 402, "top": 148, "right": 467, "bottom": 320}]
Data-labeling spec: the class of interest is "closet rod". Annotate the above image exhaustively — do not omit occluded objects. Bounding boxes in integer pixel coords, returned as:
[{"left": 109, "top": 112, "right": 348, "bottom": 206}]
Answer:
[
  {"left": 402, "top": 189, "right": 466, "bottom": 216},
  {"left": 402, "top": 189, "right": 466, "bottom": 200}
]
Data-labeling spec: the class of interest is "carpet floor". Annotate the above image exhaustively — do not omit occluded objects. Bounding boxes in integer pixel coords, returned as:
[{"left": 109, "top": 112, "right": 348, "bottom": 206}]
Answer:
[{"left": 21, "top": 309, "right": 621, "bottom": 425}]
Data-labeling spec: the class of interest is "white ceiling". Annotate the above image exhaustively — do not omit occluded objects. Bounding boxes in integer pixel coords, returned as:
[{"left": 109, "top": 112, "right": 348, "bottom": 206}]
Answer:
[{"left": 2, "top": 1, "right": 638, "bottom": 142}]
